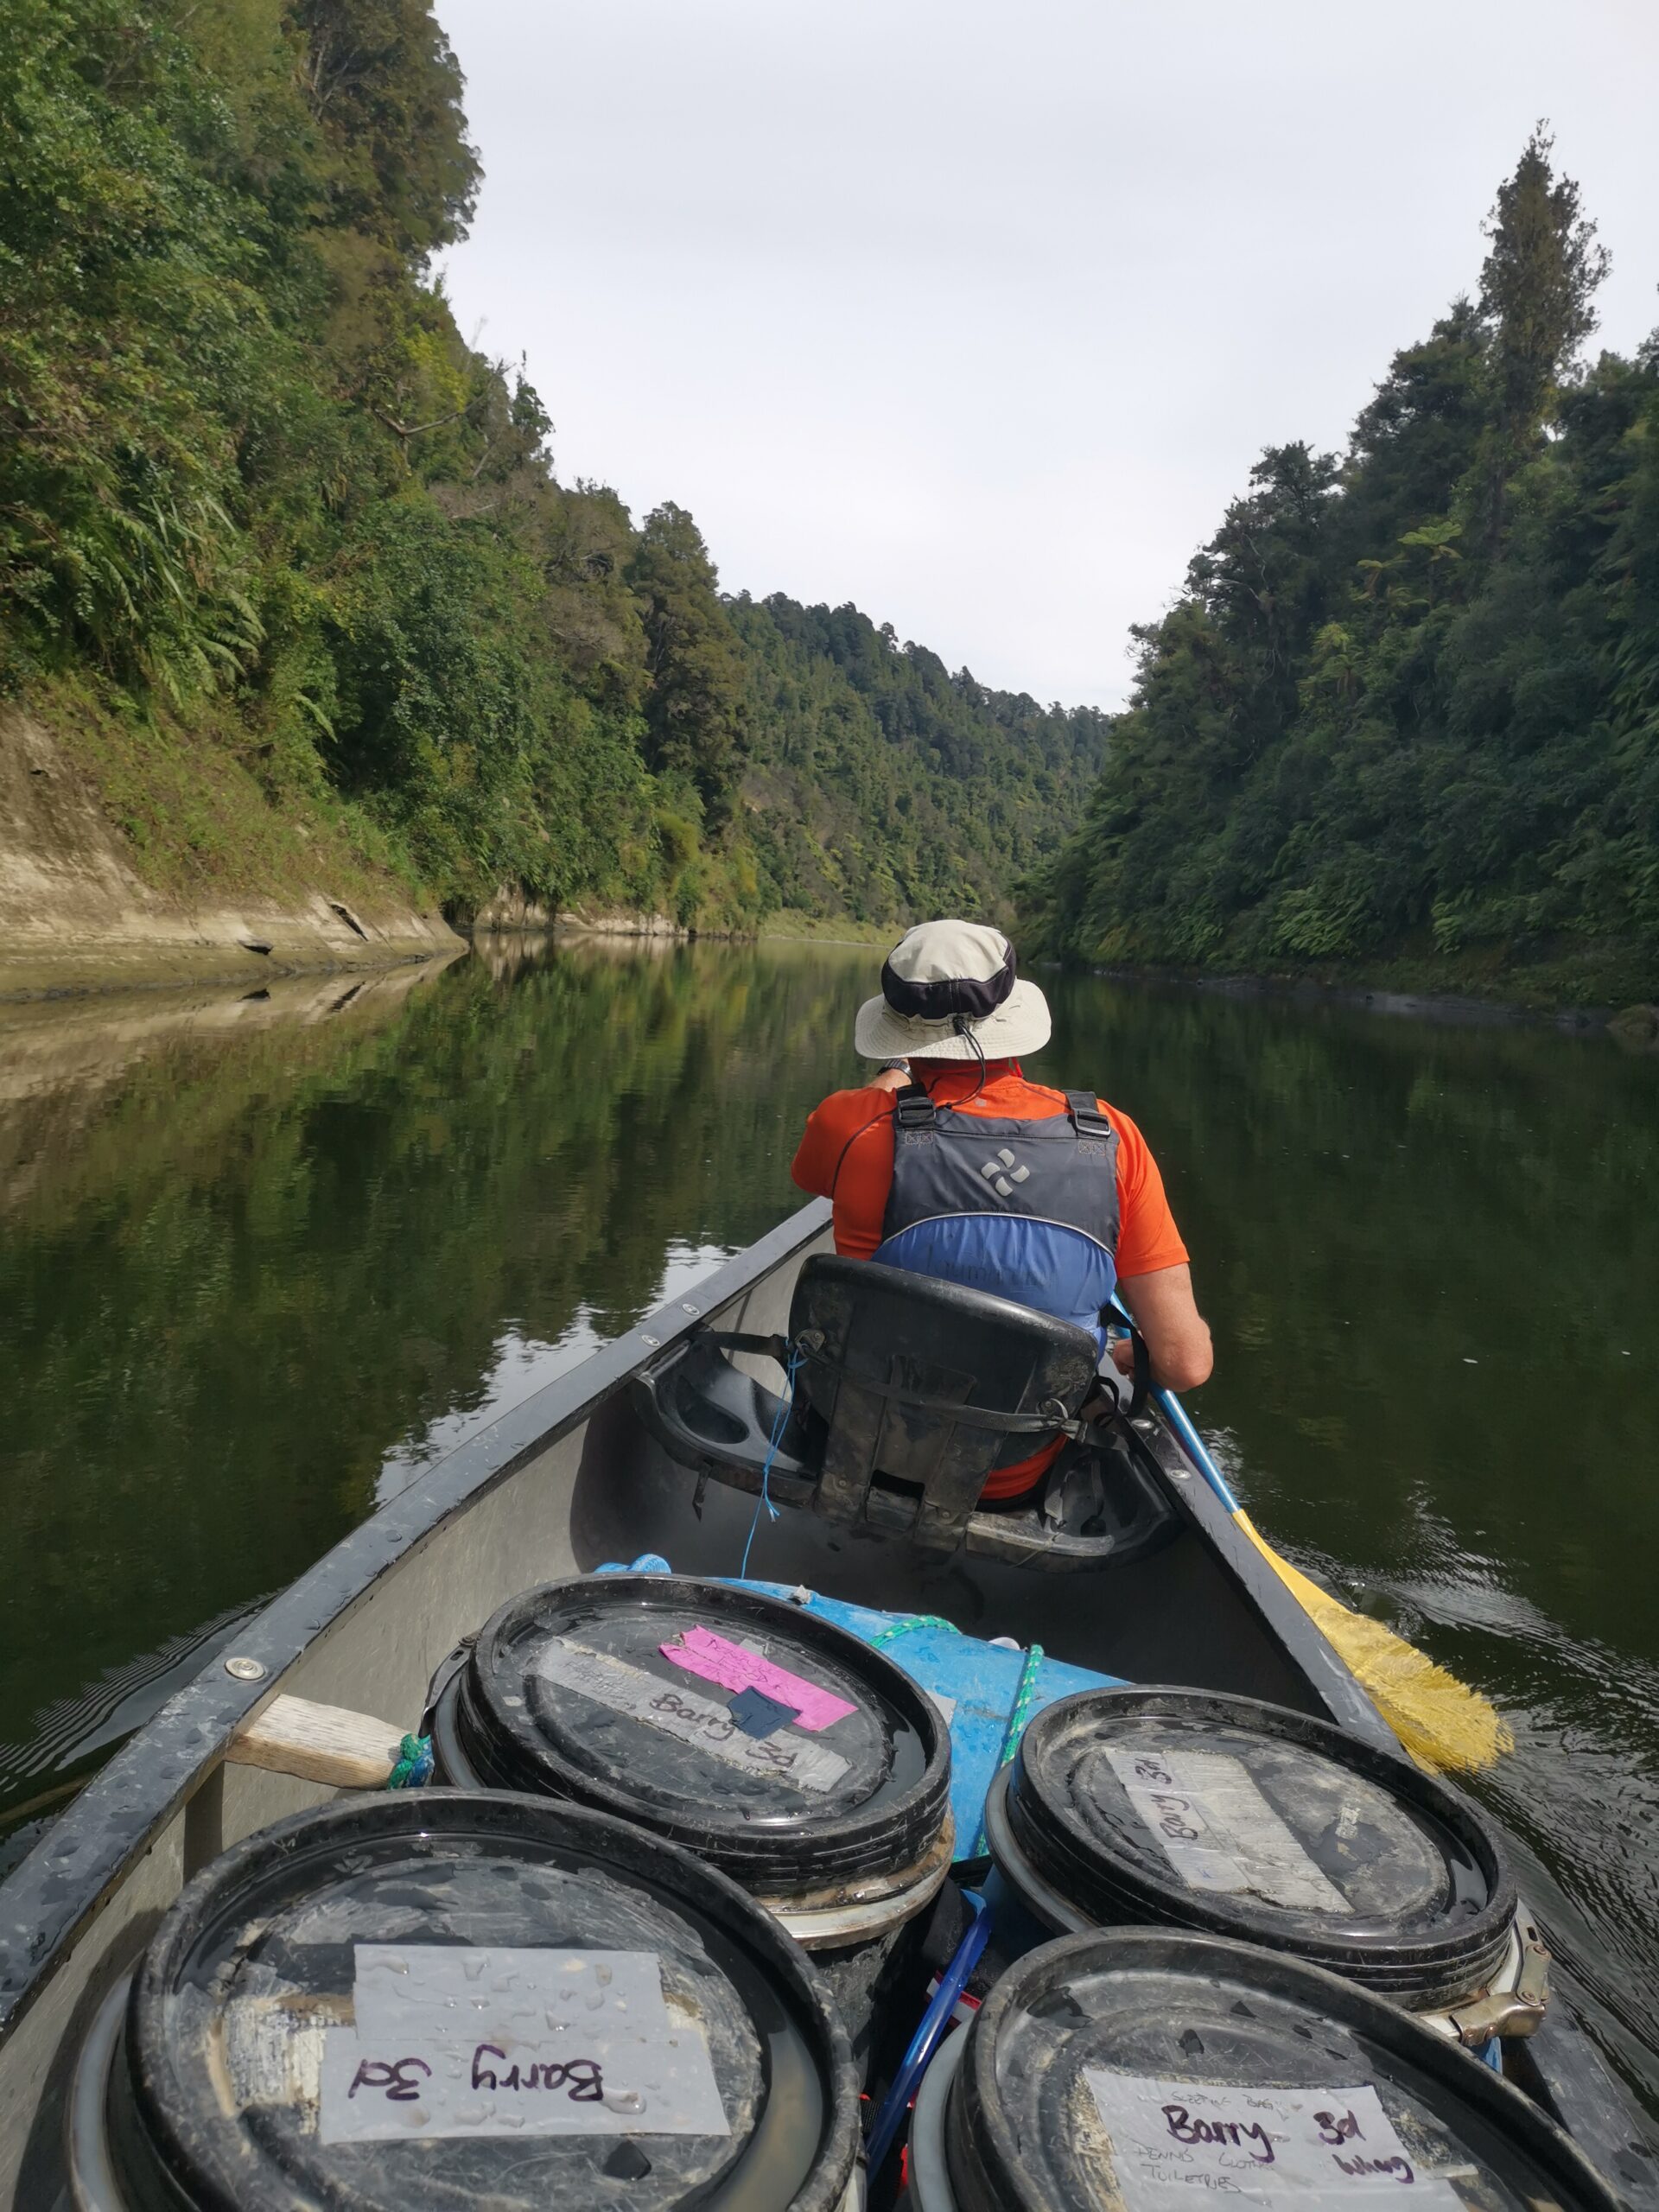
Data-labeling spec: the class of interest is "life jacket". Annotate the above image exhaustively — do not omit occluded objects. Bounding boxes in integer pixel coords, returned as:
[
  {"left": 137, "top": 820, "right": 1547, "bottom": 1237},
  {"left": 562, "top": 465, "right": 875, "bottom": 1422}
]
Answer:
[{"left": 874, "top": 1084, "right": 1121, "bottom": 1348}]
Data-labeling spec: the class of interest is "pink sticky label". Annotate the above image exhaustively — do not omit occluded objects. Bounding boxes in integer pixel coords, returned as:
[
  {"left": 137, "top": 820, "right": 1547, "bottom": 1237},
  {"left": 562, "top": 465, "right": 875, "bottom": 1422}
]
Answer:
[{"left": 659, "top": 1626, "right": 857, "bottom": 1732}]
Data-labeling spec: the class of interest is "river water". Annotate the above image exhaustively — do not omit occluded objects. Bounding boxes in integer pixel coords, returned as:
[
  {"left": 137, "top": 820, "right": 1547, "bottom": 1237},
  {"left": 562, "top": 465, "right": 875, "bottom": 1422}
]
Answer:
[{"left": 3, "top": 937, "right": 1656, "bottom": 2108}]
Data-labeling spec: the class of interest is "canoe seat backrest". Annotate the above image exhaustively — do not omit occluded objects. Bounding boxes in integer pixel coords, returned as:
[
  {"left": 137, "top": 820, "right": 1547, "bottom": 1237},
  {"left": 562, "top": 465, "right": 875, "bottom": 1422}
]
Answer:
[{"left": 785, "top": 1256, "right": 1099, "bottom": 1547}]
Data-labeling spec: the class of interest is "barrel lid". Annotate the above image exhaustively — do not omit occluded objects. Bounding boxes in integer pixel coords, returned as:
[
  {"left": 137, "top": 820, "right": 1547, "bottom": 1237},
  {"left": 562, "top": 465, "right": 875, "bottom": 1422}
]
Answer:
[
  {"left": 453, "top": 1575, "right": 950, "bottom": 1890},
  {"left": 945, "top": 1929, "right": 1621, "bottom": 2212},
  {"left": 1003, "top": 1688, "right": 1514, "bottom": 2004},
  {"left": 112, "top": 1790, "right": 857, "bottom": 2212}
]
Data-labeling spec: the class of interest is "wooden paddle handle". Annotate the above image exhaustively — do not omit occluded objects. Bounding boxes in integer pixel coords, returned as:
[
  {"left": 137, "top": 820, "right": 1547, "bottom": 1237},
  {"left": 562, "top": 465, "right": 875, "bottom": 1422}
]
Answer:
[{"left": 227, "top": 1694, "right": 403, "bottom": 1789}]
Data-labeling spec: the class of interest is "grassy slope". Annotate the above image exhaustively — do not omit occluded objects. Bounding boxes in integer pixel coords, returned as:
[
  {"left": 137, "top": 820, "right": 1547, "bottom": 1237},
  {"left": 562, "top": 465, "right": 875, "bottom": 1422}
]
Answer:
[{"left": 35, "top": 677, "right": 429, "bottom": 916}]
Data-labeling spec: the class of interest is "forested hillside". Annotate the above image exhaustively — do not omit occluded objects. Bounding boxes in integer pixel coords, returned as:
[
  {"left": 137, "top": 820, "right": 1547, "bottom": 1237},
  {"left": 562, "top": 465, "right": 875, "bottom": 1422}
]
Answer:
[
  {"left": 1028, "top": 131, "right": 1659, "bottom": 1005},
  {"left": 0, "top": 0, "right": 1105, "bottom": 937}
]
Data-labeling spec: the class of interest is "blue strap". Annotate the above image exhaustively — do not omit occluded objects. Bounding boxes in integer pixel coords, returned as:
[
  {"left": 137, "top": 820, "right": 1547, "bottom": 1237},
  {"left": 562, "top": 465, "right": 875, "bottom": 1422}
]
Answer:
[
  {"left": 864, "top": 1891, "right": 991, "bottom": 2177},
  {"left": 738, "top": 1344, "right": 804, "bottom": 1579}
]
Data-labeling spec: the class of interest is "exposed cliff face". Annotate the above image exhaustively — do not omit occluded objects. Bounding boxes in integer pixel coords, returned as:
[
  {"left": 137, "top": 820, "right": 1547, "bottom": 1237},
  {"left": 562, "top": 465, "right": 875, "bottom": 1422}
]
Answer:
[
  {"left": 0, "top": 709, "right": 461, "bottom": 999},
  {"left": 468, "top": 886, "right": 689, "bottom": 937}
]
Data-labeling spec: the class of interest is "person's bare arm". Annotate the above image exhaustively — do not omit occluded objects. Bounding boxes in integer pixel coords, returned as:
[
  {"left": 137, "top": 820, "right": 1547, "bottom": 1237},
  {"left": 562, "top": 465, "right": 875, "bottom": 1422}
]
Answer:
[{"left": 1111, "top": 1263, "right": 1213, "bottom": 1393}]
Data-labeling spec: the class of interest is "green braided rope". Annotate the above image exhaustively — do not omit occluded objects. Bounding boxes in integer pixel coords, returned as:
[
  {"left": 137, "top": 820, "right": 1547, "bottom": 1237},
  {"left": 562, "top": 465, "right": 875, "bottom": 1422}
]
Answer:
[
  {"left": 998, "top": 1643, "right": 1046, "bottom": 1767},
  {"left": 867, "top": 1613, "right": 961, "bottom": 1648},
  {"left": 970, "top": 1642, "right": 1045, "bottom": 1857},
  {"left": 386, "top": 1732, "right": 433, "bottom": 1789}
]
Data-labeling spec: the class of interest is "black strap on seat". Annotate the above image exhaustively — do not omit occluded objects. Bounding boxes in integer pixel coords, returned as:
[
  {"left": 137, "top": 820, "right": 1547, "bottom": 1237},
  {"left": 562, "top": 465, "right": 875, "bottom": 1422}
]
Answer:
[
  {"left": 795, "top": 1340, "right": 1084, "bottom": 1434},
  {"left": 702, "top": 1329, "right": 792, "bottom": 1364},
  {"left": 702, "top": 1327, "right": 1084, "bottom": 1440},
  {"left": 1130, "top": 1325, "right": 1151, "bottom": 1414},
  {"left": 1093, "top": 1318, "right": 1150, "bottom": 1415},
  {"left": 1065, "top": 1090, "right": 1112, "bottom": 1139},
  {"left": 893, "top": 1082, "right": 937, "bottom": 1131}
]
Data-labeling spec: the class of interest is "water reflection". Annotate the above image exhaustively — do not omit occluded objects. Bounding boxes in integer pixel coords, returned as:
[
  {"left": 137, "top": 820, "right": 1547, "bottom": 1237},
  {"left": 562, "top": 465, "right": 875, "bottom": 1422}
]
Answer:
[
  {"left": 0, "top": 941, "right": 1655, "bottom": 2109},
  {"left": 0, "top": 938, "right": 870, "bottom": 1825}
]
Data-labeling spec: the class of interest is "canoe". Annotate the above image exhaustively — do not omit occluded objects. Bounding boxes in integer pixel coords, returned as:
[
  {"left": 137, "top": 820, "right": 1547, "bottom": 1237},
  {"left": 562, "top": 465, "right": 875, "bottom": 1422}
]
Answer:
[{"left": 0, "top": 1198, "right": 1648, "bottom": 2207}]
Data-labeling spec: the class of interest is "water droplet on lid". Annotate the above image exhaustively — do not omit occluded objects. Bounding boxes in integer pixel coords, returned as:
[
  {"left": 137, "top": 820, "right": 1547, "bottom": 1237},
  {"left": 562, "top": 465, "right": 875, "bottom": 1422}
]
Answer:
[
  {"left": 463, "top": 1955, "right": 487, "bottom": 1982},
  {"left": 604, "top": 2088, "right": 645, "bottom": 2114},
  {"left": 586, "top": 1989, "right": 606, "bottom": 2010},
  {"left": 594, "top": 1964, "right": 613, "bottom": 1986}
]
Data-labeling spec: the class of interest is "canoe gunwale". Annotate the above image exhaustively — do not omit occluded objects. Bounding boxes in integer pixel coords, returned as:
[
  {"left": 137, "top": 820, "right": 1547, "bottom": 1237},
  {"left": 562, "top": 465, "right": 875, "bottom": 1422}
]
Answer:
[
  {"left": 1112, "top": 1402, "right": 1402, "bottom": 1758},
  {"left": 0, "top": 1198, "right": 836, "bottom": 2056}
]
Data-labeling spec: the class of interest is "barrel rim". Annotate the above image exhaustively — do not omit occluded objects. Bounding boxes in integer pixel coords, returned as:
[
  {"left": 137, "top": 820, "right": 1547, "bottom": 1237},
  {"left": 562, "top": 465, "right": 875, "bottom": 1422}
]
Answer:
[
  {"left": 122, "top": 1787, "right": 861, "bottom": 2212},
  {"left": 1007, "top": 1684, "right": 1516, "bottom": 1972},
  {"left": 460, "top": 1573, "right": 953, "bottom": 1883},
  {"left": 948, "top": 1926, "right": 1623, "bottom": 2212}
]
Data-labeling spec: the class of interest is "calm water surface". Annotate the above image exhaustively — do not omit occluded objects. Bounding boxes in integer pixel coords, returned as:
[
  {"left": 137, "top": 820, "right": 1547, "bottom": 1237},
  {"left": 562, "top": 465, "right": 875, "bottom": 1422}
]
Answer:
[{"left": 3, "top": 938, "right": 1656, "bottom": 2107}]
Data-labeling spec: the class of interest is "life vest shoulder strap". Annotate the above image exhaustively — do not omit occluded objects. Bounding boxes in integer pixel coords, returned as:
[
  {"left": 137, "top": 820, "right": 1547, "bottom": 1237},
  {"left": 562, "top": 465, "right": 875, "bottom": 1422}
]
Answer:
[
  {"left": 892, "top": 1082, "right": 937, "bottom": 1132},
  {"left": 893, "top": 1082, "right": 1109, "bottom": 1139},
  {"left": 1064, "top": 1090, "right": 1112, "bottom": 1139}
]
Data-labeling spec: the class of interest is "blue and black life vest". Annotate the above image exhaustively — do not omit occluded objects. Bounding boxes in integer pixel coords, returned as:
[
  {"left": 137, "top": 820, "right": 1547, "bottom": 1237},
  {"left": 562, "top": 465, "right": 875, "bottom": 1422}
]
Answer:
[{"left": 874, "top": 1084, "right": 1121, "bottom": 1347}]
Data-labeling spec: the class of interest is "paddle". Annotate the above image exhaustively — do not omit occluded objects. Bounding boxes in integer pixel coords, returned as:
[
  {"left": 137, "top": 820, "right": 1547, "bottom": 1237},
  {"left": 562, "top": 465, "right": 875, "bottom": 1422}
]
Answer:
[{"left": 1115, "top": 1321, "right": 1510, "bottom": 1774}]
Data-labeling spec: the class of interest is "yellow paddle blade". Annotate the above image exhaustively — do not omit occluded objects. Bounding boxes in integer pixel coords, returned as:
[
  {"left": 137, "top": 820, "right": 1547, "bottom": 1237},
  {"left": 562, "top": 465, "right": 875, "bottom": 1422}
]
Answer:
[{"left": 1233, "top": 1511, "right": 1512, "bottom": 1775}]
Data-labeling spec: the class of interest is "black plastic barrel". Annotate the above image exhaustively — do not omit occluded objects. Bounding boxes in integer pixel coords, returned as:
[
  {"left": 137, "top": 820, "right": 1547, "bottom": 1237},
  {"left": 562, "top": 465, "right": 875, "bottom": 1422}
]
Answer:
[
  {"left": 68, "top": 1790, "right": 858, "bottom": 2212},
  {"left": 428, "top": 1574, "right": 954, "bottom": 2067},
  {"left": 987, "top": 1687, "right": 1516, "bottom": 2011},
  {"left": 910, "top": 1928, "right": 1620, "bottom": 2212}
]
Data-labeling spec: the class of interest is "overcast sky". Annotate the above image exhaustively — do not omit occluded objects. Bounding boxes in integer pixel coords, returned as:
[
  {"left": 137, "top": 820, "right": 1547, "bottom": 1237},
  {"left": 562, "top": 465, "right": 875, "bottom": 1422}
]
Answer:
[{"left": 435, "top": 1, "right": 1659, "bottom": 710}]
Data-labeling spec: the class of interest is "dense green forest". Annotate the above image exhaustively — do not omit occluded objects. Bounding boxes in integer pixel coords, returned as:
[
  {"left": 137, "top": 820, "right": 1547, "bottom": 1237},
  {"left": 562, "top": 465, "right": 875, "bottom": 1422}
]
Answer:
[
  {"left": 1028, "top": 130, "right": 1659, "bottom": 1004},
  {"left": 0, "top": 0, "right": 1106, "bottom": 931}
]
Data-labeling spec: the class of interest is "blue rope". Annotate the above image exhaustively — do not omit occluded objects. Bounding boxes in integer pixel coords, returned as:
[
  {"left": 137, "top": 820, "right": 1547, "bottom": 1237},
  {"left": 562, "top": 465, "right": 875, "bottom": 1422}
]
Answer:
[{"left": 739, "top": 1344, "right": 804, "bottom": 1580}]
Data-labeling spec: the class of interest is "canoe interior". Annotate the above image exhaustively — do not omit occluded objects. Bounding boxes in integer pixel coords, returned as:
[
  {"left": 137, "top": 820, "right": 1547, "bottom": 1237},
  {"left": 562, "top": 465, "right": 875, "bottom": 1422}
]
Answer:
[{"left": 0, "top": 1199, "right": 1383, "bottom": 2210}]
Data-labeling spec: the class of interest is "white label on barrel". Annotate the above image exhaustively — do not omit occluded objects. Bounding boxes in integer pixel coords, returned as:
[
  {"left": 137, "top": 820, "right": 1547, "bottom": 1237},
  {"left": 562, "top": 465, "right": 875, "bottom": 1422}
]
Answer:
[
  {"left": 536, "top": 1635, "right": 851, "bottom": 1793},
  {"left": 1103, "top": 1745, "right": 1350, "bottom": 1913},
  {"left": 316, "top": 1946, "right": 729, "bottom": 2143},
  {"left": 352, "top": 1947, "right": 671, "bottom": 2037},
  {"left": 1084, "top": 2072, "right": 1464, "bottom": 2208}
]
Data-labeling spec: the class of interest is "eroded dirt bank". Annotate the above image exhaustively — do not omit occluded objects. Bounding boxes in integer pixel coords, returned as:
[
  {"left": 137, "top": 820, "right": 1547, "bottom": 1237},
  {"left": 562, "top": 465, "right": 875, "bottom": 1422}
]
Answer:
[{"left": 0, "top": 709, "right": 461, "bottom": 1000}]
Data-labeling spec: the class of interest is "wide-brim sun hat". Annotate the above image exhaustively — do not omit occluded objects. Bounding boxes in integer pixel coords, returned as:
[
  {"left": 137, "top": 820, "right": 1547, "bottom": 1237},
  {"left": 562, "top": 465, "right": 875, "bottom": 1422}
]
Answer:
[{"left": 854, "top": 919, "right": 1052, "bottom": 1062}]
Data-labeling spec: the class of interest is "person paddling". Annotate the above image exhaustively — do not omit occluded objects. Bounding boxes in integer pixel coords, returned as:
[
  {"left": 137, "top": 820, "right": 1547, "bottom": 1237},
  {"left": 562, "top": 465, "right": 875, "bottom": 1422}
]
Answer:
[{"left": 791, "top": 919, "right": 1211, "bottom": 1502}]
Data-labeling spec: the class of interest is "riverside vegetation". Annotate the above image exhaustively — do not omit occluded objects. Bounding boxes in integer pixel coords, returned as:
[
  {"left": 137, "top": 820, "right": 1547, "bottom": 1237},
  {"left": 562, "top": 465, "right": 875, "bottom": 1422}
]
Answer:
[
  {"left": 0, "top": 0, "right": 1107, "bottom": 936},
  {"left": 1027, "top": 130, "right": 1659, "bottom": 1007}
]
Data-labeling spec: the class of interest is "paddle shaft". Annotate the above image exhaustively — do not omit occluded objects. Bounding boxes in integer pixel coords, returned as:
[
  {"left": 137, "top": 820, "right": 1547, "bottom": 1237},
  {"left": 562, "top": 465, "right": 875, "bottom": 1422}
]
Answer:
[{"left": 1107, "top": 1300, "right": 1239, "bottom": 1511}]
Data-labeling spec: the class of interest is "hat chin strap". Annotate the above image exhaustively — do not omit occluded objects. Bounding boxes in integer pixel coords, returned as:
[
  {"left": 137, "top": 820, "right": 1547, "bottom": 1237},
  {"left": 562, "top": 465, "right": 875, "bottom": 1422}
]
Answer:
[{"left": 944, "top": 1012, "right": 989, "bottom": 1101}]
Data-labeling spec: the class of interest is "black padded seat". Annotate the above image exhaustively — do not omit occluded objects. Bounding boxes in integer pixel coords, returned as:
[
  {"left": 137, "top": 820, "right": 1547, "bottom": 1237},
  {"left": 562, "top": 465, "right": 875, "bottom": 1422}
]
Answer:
[{"left": 629, "top": 1255, "right": 1177, "bottom": 1569}]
